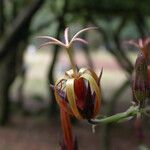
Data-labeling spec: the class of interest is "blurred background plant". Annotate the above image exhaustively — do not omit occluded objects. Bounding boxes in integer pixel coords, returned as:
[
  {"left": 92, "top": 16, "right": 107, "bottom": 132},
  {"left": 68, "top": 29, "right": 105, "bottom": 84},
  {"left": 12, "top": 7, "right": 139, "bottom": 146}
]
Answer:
[{"left": 0, "top": 0, "right": 150, "bottom": 150}]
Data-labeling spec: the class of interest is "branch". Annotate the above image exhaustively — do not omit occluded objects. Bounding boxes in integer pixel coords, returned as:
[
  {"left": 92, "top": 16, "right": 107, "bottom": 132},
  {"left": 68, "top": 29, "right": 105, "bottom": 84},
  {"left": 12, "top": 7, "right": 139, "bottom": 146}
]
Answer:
[
  {"left": 68, "top": 6, "right": 137, "bottom": 16},
  {"left": 31, "top": 17, "right": 57, "bottom": 34},
  {"left": 91, "top": 18, "right": 133, "bottom": 75},
  {"left": 0, "top": 0, "right": 5, "bottom": 36},
  {"left": 95, "top": 106, "right": 139, "bottom": 123},
  {"left": 113, "top": 16, "right": 134, "bottom": 74},
  {"left": 0, "top": 0, "right": 45, "bottom": 61},
  {"left": 89, "top": 106, "right": 149, "bottom": 125}
]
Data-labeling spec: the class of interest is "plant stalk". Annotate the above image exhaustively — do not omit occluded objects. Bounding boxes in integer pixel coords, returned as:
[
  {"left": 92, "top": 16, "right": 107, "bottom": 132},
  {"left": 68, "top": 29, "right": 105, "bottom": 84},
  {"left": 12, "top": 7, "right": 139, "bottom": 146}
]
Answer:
[
  {"left": 60, "top": 108, "right": 74, "bottom": 150},
  {"left": 66, "top": 48, "right": 77, "bottom": 76},
  {"left": 90, "top": 106, "right": 141, "bottom": 124}
]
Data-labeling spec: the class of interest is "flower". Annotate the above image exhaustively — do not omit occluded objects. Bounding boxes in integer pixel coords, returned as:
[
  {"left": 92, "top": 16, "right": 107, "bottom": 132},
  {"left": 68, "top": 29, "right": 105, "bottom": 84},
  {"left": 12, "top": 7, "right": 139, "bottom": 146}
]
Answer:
[
  {"left": 38, "top": 27, "right": 101, "bottom": 119},
  {"left": 38, "top": 27, "right": 101, "bottom": 150},
  {"left": 129, "top": 38, "right": 150, "bottom": 104},
  {"left": 54, "top": 67, "right": 102, "bottom": 120}
]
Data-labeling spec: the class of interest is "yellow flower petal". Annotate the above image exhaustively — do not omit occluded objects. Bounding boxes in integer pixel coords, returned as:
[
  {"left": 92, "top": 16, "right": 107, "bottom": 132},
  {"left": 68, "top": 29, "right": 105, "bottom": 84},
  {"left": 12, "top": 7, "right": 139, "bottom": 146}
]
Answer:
[
  {"left": 79, "top": 68, "right": 87, "bottom": 74},
  {"left": 66, "top": 78, "right": 83, "bottom": 119},
  {"left": 79, "top": 68, "right": 98, "bottom": 81},
  {"left": 65, "top": 69, "right": 74, "bottom": 78},
  {"left": 54, "top": 77, "right": 72, "bottom": 115}
]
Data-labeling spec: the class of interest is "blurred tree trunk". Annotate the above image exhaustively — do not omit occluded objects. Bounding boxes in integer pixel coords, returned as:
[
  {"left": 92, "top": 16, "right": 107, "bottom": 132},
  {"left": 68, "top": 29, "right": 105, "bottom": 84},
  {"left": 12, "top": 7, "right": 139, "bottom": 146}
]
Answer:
[
  {"left": 92, "top": 17, "right": 133, "bottom": 75},
  {"left": 0, "top": 0, "right": 45, "bottom": 125},
  {"left": 135, "top": 12, "right": 148, "bottom": 38},
  {"left": 100, "top": 80, "right": 130, "bottom": 150},
  {"left": 0, "top": 25, "right": 29, "bottom": 125},
  {"left": 16, "top": 41, "right": 28, "bottom": 108},
  {"left": 48, "top": 0, "right": 68, "bottom": 117},
  {"left": 0, "top": 0, "right": 5, "bottom": 36},
  {"left": 0, "top": 48, "right": 18, "bottom": 125},
  {"left": 0, "top": 0, "right": 44, "bottom": 61},
  {"left": 48, "top": 25, "right": 63, "bottom": 117}
]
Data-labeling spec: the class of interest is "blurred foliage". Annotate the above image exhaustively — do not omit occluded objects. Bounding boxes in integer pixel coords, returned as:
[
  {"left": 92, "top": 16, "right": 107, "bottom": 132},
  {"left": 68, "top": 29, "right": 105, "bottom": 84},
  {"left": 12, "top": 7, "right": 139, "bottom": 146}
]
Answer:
[
  {"left": 69, "top": 0, "right": 150, "bottom": 15},
  {"left": 0, "top": 0, "right": 150, "bottom": 149},
  {"left": 0, "top": 0, "right": 149, "bottom": 124}
]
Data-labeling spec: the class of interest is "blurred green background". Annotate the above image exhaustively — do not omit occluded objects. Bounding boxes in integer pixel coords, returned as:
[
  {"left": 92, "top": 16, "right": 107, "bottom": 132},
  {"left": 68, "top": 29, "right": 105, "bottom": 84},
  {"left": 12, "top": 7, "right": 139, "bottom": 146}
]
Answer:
[{"left": 0, "top": 0, "right": 150, "bottom": 149}]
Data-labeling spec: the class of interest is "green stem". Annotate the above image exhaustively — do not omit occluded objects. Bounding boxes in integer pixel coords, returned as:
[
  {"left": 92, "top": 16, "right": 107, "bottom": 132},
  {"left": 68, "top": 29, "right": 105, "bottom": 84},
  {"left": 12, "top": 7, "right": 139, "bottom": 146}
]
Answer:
[
  {"left": 90, "top": 106, "right": 141, "bottom": 124},
  {"left": 66, "top": 48, "right": 77, "bottom": 75}
]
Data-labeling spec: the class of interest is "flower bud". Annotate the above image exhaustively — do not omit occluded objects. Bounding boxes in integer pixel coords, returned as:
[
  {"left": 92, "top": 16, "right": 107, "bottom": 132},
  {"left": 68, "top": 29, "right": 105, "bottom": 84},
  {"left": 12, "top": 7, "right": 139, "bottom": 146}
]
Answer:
[
  {"left": 132, "top": 52, "right": 150, "bottom": 103},
  {"left": 130, "top": 38, "right": 150, "bottom": 104},
  {"left": 54, "top": 68, "right": 102, "bottom": 120}
]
